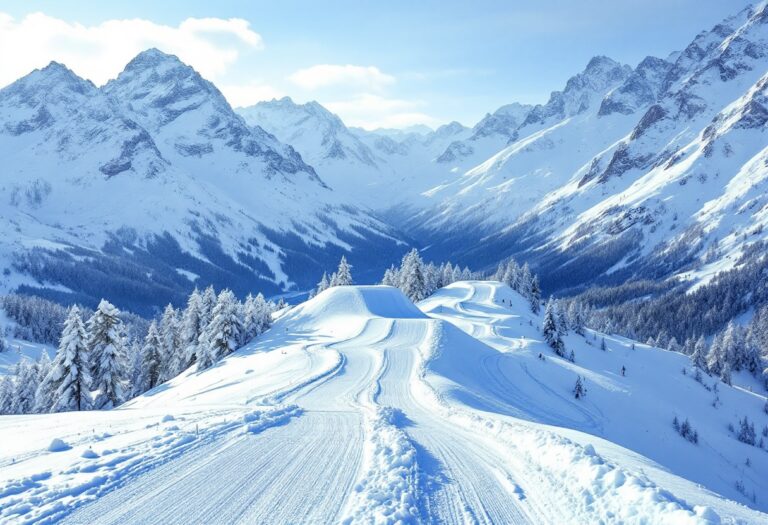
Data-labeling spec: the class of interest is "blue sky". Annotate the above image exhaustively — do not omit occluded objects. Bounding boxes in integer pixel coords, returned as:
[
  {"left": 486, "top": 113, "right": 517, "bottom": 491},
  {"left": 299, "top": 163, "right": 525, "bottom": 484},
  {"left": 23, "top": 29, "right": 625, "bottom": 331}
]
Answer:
[{"left": 0, "top": 0, "right": 754, "bottom": 129}]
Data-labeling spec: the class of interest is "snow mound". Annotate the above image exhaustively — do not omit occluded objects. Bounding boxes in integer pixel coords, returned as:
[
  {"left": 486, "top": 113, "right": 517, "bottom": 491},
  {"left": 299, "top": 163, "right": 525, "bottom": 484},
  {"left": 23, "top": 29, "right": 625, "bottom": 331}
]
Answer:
[
  {"left": 243, "top": 405, "right": 303, "bottom": 434},
  {"left": 342, "top": 406, "right": 420, "bottom": 524},
  {"left": 282, "top": 286, "right": 427, "bottom": 326},
  {"left": 47, "top": 438, "right": 70, "bottom": 452}
]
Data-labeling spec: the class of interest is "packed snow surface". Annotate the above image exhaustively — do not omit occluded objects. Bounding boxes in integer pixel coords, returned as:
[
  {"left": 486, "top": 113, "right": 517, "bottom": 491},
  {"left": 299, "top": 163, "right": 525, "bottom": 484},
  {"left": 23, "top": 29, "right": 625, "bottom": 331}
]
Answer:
[{"left": 1, "top": 282, "right": 767, "bottom": 524}]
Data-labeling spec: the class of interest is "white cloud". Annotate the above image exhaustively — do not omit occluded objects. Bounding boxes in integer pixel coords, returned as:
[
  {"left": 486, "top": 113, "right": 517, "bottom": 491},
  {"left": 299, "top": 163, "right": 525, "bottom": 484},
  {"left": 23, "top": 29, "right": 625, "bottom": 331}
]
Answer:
[
  {"left": 288, "top": 64, "right": 395, "bottom": 91},
  {"left": 0, "top": 12, "right": 263, "bottom": 88},
  {"left": 325, "top": 94, "right": 441, "bottom": 130},
  {"left": 220, "top": 81, "right": 284, "bottom": 108}
]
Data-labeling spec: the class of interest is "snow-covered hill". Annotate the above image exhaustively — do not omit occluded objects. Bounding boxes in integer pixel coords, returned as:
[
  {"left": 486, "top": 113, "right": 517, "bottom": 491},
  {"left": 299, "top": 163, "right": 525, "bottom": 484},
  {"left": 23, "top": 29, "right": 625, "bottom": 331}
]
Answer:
[
  {"left": 0, "top": 50, "right": 406, "bottom": 313},
  {"left": 2, "top": 282, "right": 766, "bottom": 523}
]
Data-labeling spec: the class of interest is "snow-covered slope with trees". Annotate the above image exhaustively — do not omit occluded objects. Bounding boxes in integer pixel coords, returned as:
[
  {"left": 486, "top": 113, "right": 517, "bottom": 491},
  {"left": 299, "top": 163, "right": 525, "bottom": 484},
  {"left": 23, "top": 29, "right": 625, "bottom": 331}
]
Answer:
[{"left": 1, "top": 282, "right": 766, "bottom": 523}]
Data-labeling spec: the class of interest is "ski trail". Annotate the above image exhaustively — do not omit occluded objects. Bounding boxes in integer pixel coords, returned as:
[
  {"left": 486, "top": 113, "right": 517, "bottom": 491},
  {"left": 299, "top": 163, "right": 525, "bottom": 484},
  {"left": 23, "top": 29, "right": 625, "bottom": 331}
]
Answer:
[
  {"left": 62, "top": 323, "right": 398, "bottom": 524},
  {"left": 373, "top": 319, "right": 534, "bottom": 524},
  {"left": 63, "top": 412, "right": 357, "bottom": 525}
]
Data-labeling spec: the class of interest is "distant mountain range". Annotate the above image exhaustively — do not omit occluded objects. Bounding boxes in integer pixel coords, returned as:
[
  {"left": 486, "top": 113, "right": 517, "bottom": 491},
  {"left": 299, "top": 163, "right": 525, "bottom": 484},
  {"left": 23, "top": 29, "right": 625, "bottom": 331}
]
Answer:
[
  {"left": 241, "top": 2, "right": 768, "bottom": 295},
  {"left": 0, "top": 49, "right": 405, "bottom": 314},
  {"left": 2, "top": 2, "right": 768, "bottom": 313}
]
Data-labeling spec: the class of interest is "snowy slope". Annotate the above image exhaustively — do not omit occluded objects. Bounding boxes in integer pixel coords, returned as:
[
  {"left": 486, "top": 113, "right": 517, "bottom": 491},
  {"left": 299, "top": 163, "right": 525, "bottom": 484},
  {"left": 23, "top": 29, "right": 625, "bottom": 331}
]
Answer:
[
  {"left": 0, "top": 50, "right": 406, "bottom": 312},
  {"left": 2, "top": 282, "right": 765, "bottom": 523}
]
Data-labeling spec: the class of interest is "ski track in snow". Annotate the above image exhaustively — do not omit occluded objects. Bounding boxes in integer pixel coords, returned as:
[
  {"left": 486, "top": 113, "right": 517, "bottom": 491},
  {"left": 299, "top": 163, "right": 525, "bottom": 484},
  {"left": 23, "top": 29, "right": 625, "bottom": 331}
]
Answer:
[{"left": 2, "top": 282, "right": 767, "bottom": 524}]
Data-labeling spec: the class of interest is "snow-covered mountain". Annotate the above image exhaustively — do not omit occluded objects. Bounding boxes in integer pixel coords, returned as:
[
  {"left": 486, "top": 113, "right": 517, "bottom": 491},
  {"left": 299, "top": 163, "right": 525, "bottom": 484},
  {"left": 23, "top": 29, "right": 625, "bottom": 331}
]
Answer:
[
  {"left": 3, "top": 2, "right": 768, "bottom": 311},
  {"left": 0, "top": 50, "right": 406, "bottom": 314},
  {"left": 237, "top": 97, "right": 471, "bottom": 212},
  {"left": 3, "top": 282, "right": 766, "bottom": 522},
  {"left": 392, "top": 4, "right": 768, "bottom": 293}
]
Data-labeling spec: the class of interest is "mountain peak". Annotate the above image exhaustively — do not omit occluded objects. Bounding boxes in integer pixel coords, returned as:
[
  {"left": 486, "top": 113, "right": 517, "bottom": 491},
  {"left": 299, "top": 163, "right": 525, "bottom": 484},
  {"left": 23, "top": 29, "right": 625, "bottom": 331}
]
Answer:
[
  {"left": 585, "top": 55, "right": 620, "bottom": 71},
  {"left": 124, "top": 48, "right": 184, "bottom": 71}
]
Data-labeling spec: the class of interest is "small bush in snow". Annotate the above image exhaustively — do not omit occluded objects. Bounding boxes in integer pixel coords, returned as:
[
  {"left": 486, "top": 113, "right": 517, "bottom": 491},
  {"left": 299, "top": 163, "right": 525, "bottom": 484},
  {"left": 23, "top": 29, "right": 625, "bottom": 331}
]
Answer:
[
  {"left": 737, "top": 417, "right": 756, "bottom": 446},
  {"left": 672, "top": 416, "right": 698, "bottom": 444}
]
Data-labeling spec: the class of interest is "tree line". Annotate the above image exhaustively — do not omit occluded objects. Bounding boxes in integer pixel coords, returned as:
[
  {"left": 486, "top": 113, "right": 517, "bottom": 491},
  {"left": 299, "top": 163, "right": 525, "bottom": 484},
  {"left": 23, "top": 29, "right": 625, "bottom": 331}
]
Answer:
[{"left": 0, "top": 286, "right": 279, "bottom": 414}]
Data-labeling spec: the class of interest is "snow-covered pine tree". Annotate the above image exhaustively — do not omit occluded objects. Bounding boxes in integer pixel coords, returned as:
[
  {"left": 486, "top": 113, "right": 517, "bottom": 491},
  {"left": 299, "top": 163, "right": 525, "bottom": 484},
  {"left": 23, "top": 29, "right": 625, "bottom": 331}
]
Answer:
[
  {"left": 314, "top": 272, "right": 330, "bottom": 297},
  {"left": 180, "top": 289, "right": 204, "bottom": 369},
  {"left": 382, "top": 265, "right": 399, "bottom": 287},
  {"left": 198, "top": 289, "right": 243, "bottom": 370},
  {"left": 543, "top": 298, "right": 565, "bottom": 356},
  {"left": 529, "top": 275, "right": 541, "bottom": 314},
  {"left": 519, "top": 263, "right": 532, "bottom": 296},
  {"left": 200, "top": 285, "right": 217, "bottom": 328},
  {"left": 721, "top": 322, "right": 745, "bottom": 372},
  {"left": 706, "top": 333, "right": 725, "bottom": 376},
  {"left": 503, "top": 260, "right": 520, "bottom": 289},
  {"left": 254, "top": 293, "right": 272, "bottom": 334},
  {"left": 137, "top": 321, "right": 163, "bottom": 394},
  {"left": 334, "top": 256, "right": 353, "bottom": 286},
  {"left": 442, "top": 262, "right": 455, "bottom": 287},
  {"left": 691, "top": 336, "right": 708, "bottom": 371},
  {"left": 555, "top": 300, "right": 568, "bottom": 337},
  {"left": 48, "top": 305, "right": 92, "bottom": 412},
  {"left": 494, "top": 262, "right": 505, "bottom": 282},
  {"left": 423, "top": 262, "right": 440, "bottom": 296},
  {"left": 33, "top": 351, "right": 53, "bottom": 413},
  {"left": 87, "top": 299, "right": 121, "bottom": 380},
  {"left": 400, "top": 249, "right": 427, "bottom": 302},
  {"left": 159, "top": 304, "right": 181, "bottom": 381},
  {"left": 567, "top": 302, "right": 585, "bottom": 336},
  {"left": 0, "top": 374, "right": 14, "bottom": 414},
  {"left": 13, "top": 359, "right": 39, "bottom": 414},
  {"left": 720, "top": 361, "right": 732, "bottom": 386},
  {"left": 127, "top": 338, "right": 143, "bottom": 398},
  {"left": 87, "top": 300, "right": 125, "bottom": 409}
]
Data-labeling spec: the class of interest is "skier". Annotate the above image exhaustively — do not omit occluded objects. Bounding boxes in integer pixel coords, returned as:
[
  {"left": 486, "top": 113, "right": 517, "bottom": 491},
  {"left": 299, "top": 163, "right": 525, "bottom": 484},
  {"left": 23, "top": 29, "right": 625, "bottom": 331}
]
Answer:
[{"left": 621, "top": 365, "right": 626, "bottom": 377}]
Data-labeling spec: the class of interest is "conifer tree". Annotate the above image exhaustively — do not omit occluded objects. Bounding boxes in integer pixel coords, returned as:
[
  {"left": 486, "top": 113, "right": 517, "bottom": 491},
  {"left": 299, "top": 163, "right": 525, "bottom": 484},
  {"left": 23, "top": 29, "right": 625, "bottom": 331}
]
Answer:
[
  {"left": 573, "top": 376, "right": 586, "bottom": 399},
  {"left": 180, "top": 289, "right": 204, "bottom": 368},
  {"left": 48, "top": 306, "right": 92, "bottom": 412},
  {"left": 334, "top": 256, "right": 353, "bottom": 286},
  {"left": 382, "top": 265, "right": 399, "bottom": 287},
  {"left": 529, "top": 275, "right": 541, "bottom": 314},
  {"left": 543, "top": 298, "right": 565, "bottom": 356},
  {"left": 159, "top": 304, "right": 180, "bottom": 380},
  {"left": 33, "top": 351, "right": 53, "bottom": 412},
  {"left": 0, "top": 375, "right": 15, "bottom": 414},
  {"left": 198, "top": 289, "right": 243, "bottom": 370},
  {"left": 13, "top": 359, "right": 39, "bottom": 414},
  {"left": 87, "top": 300, "right": 122, "bottom": 380},
  {"left": 315, "top": 272, "right": 330, "bottom": 295},
  {"left": 87, "top": 300, "right": 125, "bottom": 409},
  {"left": 137, "top": 321, "right": 163, "bottom": 393},
  {"left": 400, "top": 249, "right": 426, "bottom": 302},
  {"left": 691, "top": 336, "right": 708, "bottom": 371}
]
